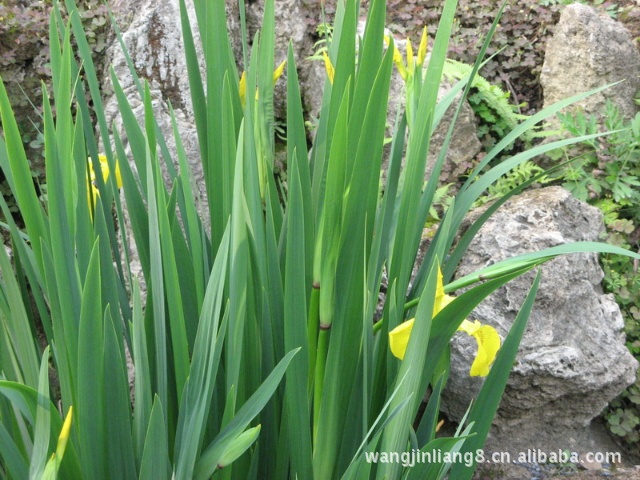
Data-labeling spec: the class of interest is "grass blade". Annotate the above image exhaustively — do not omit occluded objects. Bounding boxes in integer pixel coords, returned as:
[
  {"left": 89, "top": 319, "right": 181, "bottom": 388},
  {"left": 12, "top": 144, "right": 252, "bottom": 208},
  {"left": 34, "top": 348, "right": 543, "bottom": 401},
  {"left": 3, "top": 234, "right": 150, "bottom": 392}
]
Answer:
[
  {"left": 139, "top": 396, "right": 171, "bottom": 480},
  {"left": 29, "top": 346, "right": 52, "bottom": 480},
  {"left": 283, "top": 152, "right": 313, "bottom": 479},
  {"left": 0, "top": 79, "right": 48, "bottom": 267},
  {"left": 173, "top": 226, "right": 230, "bottom": 479},
  {"left": 76, "top": 239, "right": 106, "bottom": 478},
  {"left": 195, "top": 348, "right": 299, "bottom": 480}
]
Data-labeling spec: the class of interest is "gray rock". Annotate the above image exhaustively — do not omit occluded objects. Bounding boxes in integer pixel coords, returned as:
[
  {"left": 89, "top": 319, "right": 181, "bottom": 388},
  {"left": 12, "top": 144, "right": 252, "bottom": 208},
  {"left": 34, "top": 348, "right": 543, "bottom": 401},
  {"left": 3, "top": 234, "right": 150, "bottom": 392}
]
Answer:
[
  {"left": 541, "top": 3, "right": 640, "bottom": 121},
  {"left": 442, "top": 186, "right": 638, "bottom": 454},
  {"left": 427, "top": 81, "right": 482, "bottom": 185},
  {"left": 301, "top": 52, "right": 331, "bottom": 129},
  {"left": 107, "top": 0, "right": 241, "bottom": 120},
  {"left": 246, "top": 0, "right": 318, "bottom": 119},
  {"left": 103, "top": 0, "right": 243, "bottom": 222},
  {"left": 103, "top": 0, "right": 319, "bottom": 193}
]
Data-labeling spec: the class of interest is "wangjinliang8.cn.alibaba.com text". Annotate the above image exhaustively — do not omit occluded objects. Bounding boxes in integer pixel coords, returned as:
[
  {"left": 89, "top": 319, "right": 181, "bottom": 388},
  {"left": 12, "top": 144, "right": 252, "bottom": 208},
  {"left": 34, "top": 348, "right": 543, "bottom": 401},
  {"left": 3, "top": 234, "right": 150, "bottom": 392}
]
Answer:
[{"left": 364, "top": 448, "right": 622, "bottom": 468}]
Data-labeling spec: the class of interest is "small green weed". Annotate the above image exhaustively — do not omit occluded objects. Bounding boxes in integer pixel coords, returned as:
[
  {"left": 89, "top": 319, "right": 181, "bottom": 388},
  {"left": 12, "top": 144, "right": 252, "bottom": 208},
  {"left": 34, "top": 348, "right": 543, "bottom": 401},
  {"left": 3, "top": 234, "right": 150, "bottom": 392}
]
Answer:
[{"left": 443, "top": 59, "right": 532, "bottom": 151}]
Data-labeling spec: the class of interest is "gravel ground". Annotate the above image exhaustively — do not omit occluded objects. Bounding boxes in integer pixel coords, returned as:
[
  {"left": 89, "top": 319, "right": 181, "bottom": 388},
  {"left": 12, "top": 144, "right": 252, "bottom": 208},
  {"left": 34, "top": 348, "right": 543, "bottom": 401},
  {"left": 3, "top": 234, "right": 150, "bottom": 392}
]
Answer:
[{"left": 473, "top": 462, "right": 640, "bottom": 480}]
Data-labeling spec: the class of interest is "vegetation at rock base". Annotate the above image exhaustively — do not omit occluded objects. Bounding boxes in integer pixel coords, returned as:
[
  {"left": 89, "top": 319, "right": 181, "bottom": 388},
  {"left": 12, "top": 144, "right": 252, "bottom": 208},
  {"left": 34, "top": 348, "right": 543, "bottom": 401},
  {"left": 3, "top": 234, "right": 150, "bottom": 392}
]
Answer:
[{"left": 547, "top": 103, "right": 640, "bottom": 449}]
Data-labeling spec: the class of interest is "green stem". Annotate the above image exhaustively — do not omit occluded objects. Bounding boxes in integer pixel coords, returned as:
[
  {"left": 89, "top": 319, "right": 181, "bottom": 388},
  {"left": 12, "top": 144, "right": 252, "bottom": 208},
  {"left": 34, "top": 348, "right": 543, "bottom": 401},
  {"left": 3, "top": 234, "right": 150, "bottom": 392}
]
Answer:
[
  {"left": 373, "top": 319, "right": 383, "bottom": 334},
  {"left": 372, "top": 296, "right": 421, "bottom": 334},
  {"left": 307, "top": 283, "right": 320, "bottom": 399},
  {"left": 403, "top": 296, "right": 420, "bottom": 312},
  {"left": 313, "top": 323, "right": 330, "bottom": 444}
]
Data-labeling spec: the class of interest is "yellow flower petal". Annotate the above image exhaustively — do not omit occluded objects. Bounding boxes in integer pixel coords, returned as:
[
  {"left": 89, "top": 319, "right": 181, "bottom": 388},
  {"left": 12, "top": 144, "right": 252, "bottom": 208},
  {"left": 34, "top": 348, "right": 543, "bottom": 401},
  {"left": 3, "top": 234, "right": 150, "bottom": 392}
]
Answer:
[
  {"left": 390, "top": 267, "right": 451, "bottom": 360},
  {"left": 273, "top": 60, "right": 286, "bottom": 85},
  {"left": 384, "top": 34, "right": 407, "bottom": 81},
  {"left": 406, "top": 38, "right": 414, "bottom": 72},
  {"left": 470, "top": 325, "right": 501, "bottom": 376},
  {"left": 417, "top": 26, "right": 428, "bottom": 66},
  {"left": 322, "top": 50, "right": 334, "bottom": 85},
  {"left": 393, "top": 47, "right": 407, "bottom": 80},
  {"left": 389, "top": 318, "right": 415, "bottom": 360},
  {"left": 43, "top": 407, "right": 73, "bottom": 478},
  {"left": 89, "top": 155, "right": 121, "bottom": 188},
  {"left": 239, "top": 71, "right": 247, "bottom": 107},
  {"left": 458, "top": 319, "right": 501, "bottom": 377},
  {"left": 457, "top": 318, "right": 480, "bottom": 336},
  {"left": 87, "top": 158, "right": 99, "bottom": 217},
  {"left": 87, "top": 155, "right": 121, "bottom": 219},
  {"left": 98, "top": 154, "right": 110, "bottom": 183},
  {"left": 434, "top": 267, "right": 454, "bottom": 315},
  {"left": 88, "top": 184, "right": 100, "bottom": 217},
  {"left": 56, "top": 406, "right": 73, "bottom": 460},
  {"left": 239, "top": 62, "right": 286, "bottom": 107},
  {"left": 98, "top": 154, "right": 122, "bottom": 189}
]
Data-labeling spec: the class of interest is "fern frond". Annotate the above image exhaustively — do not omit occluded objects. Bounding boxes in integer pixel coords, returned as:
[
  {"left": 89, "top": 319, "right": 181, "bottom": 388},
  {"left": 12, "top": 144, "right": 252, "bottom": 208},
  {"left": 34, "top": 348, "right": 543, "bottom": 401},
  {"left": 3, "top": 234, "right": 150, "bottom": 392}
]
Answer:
[{"left": 442, "top": 59, "right": 551, "bottom": 143}]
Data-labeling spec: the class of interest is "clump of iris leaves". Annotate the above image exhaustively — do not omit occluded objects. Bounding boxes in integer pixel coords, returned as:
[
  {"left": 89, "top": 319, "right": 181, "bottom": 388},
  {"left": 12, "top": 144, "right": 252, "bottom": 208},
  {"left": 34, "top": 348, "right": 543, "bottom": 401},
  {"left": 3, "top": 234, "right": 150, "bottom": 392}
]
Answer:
[{"left": 0, "top": 0, "right": 638, "bottom": 479}]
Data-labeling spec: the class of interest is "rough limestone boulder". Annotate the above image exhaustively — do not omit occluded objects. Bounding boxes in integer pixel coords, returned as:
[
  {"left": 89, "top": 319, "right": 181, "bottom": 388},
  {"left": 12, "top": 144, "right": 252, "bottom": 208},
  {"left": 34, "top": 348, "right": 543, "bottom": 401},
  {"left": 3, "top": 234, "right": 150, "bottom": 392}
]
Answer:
[
  {"left": 103, "top": 0, "right": 245, "bottom": 217},
  {"left": 442, "top": 186, "right": 638, "bottom": 454},
  {"left": 426, "top": 81, "right": 482, "bottom": 184},
  {"left": 103, "top": 0, "right": 321, "bottom": 199},
  {"left": 541, "top": 3, "right": 640, "bottom": 121},
  {"left": 245, "top": 0, "right": 319, "bottom": 119}
]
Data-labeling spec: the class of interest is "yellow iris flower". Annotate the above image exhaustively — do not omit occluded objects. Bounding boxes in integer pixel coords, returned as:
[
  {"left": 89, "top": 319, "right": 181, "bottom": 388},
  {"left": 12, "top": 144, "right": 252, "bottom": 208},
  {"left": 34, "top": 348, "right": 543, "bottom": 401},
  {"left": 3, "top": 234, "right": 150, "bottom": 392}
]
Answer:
[
  {"left": 238, "top": 60, "right": 287, "bottom": 107},
  {"left": 384, "top": 26, "right": 428, "bottom": 81},
  {"left": 87, "top": 154, "right": 122, "bottom": 217},
  {"left": 388, "top": 267, "right": 501, "bottom": 377}
]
